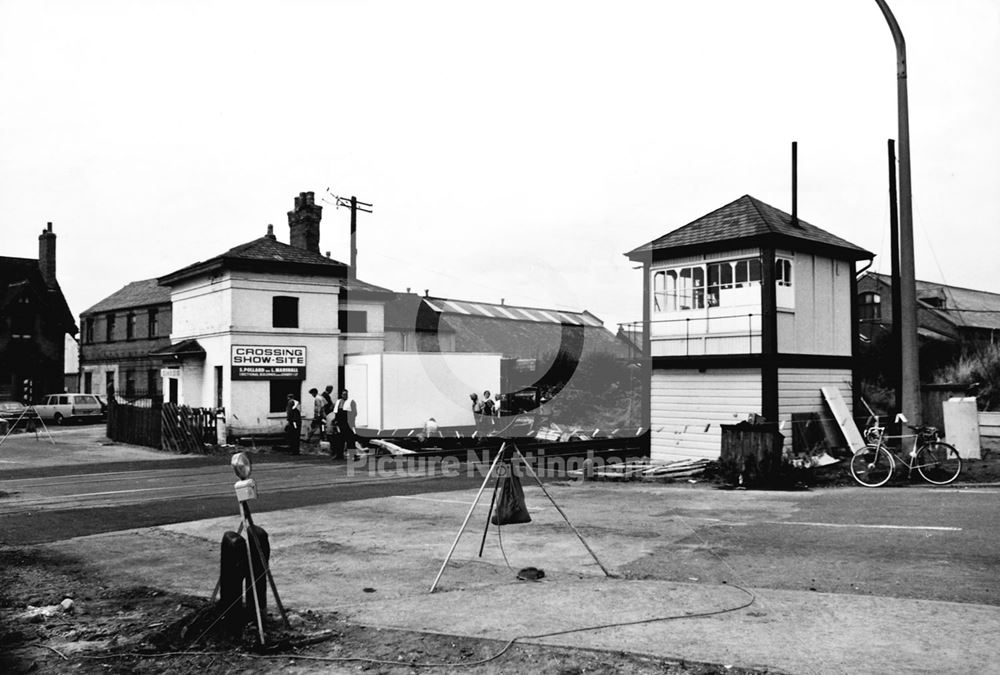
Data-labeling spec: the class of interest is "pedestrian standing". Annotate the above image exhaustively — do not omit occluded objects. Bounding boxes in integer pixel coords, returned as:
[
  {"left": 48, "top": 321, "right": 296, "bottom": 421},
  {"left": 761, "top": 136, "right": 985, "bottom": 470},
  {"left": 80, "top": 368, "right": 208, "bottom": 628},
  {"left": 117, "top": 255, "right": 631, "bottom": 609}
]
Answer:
[
  {"left": 481, "top": 390, "right": 495, "bottom": 429},
  {"left": 321, "top": 385, "right": 335, "bottom": 442},
  {"left": 470, "top": 392, "right": 482, "bottom": 433},
  {"left": 285, "top": 393, "right": 302, "bottom": 455},
  {"left": 305, "top": 387, "right": 323, "bottom": 442},
  {"left": 331, "top": 389, "right": 359, "bottom": 460}
]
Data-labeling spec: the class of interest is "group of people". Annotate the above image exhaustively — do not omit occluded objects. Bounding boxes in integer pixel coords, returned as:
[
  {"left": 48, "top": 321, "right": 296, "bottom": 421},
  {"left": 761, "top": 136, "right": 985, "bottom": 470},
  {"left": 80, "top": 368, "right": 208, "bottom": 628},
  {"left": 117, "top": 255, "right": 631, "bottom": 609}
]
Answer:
[
  {"left": 284, "top": 385, "right": 361, "bottom": 459},
  {"left": 470, "top": 389, "right": 502, "bottom": 433}
]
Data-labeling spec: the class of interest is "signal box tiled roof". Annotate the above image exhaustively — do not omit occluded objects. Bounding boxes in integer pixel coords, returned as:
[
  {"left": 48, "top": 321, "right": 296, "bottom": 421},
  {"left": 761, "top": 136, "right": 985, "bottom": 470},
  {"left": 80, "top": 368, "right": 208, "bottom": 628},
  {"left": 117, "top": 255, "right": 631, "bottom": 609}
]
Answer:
[
  {"left": 627, "top": 195, "right": 872, "bottom": 261},
  {"left": 82, "top": 278, "right": 171, "bottom": 315}
]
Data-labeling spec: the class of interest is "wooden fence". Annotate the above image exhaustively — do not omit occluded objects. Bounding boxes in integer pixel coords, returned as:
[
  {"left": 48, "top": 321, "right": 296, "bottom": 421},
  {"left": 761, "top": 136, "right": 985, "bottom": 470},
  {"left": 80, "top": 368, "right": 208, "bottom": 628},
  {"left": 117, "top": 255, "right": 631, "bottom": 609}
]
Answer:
[
  {"left": 980, "top": 412, "right": 1000, "bottom": 439},
  {"left": 107, "top": 398, "right": 217, "bottom": 453}
]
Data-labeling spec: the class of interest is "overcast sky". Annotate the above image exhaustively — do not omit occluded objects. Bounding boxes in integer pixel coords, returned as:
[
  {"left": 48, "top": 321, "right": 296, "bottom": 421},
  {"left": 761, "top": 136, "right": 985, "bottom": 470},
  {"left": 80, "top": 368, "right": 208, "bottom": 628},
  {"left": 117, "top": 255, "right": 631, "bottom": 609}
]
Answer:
[{"left": 2, "top": 0, "right": 998, "bottom": 332}]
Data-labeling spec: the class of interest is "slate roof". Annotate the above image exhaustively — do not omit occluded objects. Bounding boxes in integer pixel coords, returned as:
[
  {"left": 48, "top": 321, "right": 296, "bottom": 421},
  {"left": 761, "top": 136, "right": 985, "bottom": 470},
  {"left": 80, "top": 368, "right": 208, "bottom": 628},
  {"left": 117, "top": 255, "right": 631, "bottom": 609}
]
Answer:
[
  {"left": 866, "top": 272, "right": 1000, "bottom": 332},
  {"left": 149, "top": 338, "right": 206, "bottom": 358},
  {"left": 339, "top": 277, "right": 395, "bottom": 298},
  {"left": 82, "top": 278, "right": 170, "bottom": 315},
  {"left": 158, "top": 233, "right": 349, "bottom": 285},
  {"left": 627, "top": 195, "right": 872, "bottom": 261},
  {"left": 0, "top": 256, "right": 77, "bottom": 332}
]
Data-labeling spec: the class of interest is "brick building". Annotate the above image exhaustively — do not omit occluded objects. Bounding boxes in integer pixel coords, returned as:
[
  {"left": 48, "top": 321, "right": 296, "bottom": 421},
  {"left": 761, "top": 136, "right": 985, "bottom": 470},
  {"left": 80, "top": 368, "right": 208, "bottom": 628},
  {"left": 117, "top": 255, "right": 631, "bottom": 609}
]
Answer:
[
  {"left": 0, "top": 223, "right": 77, "bottom": 401},
  {"left": 78, "top": 279, "right": 172, "bottom": 399}
]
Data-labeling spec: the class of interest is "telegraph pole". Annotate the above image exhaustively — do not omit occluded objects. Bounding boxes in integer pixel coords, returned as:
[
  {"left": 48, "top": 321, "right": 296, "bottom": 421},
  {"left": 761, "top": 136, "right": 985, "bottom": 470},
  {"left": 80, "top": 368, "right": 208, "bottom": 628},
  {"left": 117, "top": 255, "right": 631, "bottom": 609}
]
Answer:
[
  {"left": 335, "top": 195, "right": 372, "bottom": 280},
  {"left": 874, "top": 0, "right": 920, "bottom": 424}
]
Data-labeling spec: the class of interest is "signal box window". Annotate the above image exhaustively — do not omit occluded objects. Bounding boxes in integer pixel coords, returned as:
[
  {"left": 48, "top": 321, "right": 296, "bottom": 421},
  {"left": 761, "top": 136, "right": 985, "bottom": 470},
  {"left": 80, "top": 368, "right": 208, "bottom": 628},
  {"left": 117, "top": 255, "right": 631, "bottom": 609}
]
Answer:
[{"left": 273, "top": 296, "right": 299, "bottom": 328}]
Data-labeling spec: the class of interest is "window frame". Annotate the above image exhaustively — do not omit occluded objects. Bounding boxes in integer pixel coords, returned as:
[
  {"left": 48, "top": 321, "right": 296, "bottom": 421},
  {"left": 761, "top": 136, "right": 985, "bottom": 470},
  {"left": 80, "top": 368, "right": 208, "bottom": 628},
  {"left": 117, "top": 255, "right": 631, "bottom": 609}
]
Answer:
[{"left": 272, "top": 296, "right": 300, "bottom": 329}]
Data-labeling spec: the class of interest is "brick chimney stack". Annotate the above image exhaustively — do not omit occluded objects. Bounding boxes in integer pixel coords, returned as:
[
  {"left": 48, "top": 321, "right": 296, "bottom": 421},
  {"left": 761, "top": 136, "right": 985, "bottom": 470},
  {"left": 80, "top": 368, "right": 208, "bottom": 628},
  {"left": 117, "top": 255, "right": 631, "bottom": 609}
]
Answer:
[
  {"left": 288, "top": 191, "right": 322, "bottom": 253},
  {"left": 38, "top": 222, "right": 57, "bottom": 288}
]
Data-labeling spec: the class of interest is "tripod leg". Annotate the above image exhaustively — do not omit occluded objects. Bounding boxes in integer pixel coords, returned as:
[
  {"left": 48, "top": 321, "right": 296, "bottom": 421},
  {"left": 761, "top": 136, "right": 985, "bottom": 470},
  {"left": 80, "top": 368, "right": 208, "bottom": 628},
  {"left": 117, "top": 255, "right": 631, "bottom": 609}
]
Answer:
[
  {"left": 30, "top": 407, "right": 56, "bottom": 445},
  {"left": 515, "top": 447, "right": 612, "bottom": 577},
  {"left": 241, "top": 514, "right": 266, "bottom": 645},
  {"left": 243, "top": 507, "right": 291, "bottom": 630},
  {"left": 478, "top": 462, "right": 504, "bottom": 557},
  {"left": 430, "top": 442, "right": 507, "bottom": 593}
]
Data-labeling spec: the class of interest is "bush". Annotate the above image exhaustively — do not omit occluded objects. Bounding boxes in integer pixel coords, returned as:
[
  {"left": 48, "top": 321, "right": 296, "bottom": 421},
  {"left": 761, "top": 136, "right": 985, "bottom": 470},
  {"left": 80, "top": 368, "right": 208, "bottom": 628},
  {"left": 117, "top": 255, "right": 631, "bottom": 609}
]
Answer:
[{"left": 933, "top": 343, "right": 1000, "bottom": 411}]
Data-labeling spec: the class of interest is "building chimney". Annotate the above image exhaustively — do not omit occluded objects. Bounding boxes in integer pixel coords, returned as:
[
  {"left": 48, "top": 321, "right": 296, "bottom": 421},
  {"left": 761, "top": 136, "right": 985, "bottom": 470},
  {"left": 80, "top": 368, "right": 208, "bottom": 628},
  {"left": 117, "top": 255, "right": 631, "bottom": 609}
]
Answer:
[
  {"left": 424, "top": 289, "right": 429, "bottom": 297},
  {"left": 38, "top": 222, "right": 57, "bottom": 288},
  {"left": 791, "top": 141, "right": 802, "bottom": 228},
  {"left": 288, "top": 191, "right": 322, "bottom": 253},
  {"left": 500, "top": 298, "right": 505, "bottom": 305},
  {"left": 265, "top": 224, "right": 276, "bottom": 240}
]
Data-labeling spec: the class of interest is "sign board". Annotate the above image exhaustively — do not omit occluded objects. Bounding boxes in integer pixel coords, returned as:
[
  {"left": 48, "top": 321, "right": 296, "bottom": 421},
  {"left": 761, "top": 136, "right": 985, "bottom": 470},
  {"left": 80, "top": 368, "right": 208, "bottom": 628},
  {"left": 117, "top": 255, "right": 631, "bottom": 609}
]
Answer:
[
  {"left": 161, "top": 367, "right": 181, "bottom": 379},
  {"left": 231, "top": 345, "right": 306, "bottom": 380},
  {"left": 821, "top": 387, "right": 865, "bottom": 452}
]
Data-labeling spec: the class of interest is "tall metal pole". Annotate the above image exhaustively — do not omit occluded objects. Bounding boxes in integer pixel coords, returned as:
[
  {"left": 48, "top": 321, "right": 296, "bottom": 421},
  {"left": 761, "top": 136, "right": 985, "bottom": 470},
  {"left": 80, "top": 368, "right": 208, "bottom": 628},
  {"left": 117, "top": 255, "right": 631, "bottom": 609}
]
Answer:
[
  {"left": 887, "top": 139, "right": 903, "bottom": 414},
  {"left": 874, "top": 0, "right": 921, "bottom": 424}
]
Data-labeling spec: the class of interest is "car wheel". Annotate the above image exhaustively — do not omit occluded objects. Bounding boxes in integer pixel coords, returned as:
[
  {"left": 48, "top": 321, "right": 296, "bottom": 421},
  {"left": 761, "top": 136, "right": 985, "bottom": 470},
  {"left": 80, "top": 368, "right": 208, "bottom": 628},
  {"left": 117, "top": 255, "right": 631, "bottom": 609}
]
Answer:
[{"left": 54, "top": 413, "right": 64, "bottom": 426}]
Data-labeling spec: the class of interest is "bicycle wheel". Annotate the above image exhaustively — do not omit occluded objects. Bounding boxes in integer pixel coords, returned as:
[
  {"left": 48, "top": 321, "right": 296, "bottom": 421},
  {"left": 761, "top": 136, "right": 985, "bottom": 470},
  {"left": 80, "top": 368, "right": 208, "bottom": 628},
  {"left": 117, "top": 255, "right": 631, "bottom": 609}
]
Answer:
[
  {"left": 850, "top": 444, "right": 894, "bottom": 487},
  {"left": 915, "top": 442, "right": 962, "bottom": 485}
]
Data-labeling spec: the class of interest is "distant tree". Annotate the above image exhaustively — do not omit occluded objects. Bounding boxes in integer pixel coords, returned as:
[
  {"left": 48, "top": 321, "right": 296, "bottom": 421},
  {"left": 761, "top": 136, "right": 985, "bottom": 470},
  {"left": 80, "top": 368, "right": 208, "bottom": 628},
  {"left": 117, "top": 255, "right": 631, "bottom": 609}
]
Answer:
[{"left": 537, "top": 350, "right": 640, "bottom": 431}]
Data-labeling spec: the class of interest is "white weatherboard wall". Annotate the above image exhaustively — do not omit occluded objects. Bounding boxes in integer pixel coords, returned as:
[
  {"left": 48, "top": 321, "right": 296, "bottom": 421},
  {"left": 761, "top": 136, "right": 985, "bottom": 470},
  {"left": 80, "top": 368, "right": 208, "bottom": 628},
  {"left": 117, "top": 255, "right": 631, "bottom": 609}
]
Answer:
[
  {"left": 650, "top": 368, "right": 762, "bottom": 461},
  {"left": 777, "top": 368, "right": 853, "bottom": 452},
  {"left": 346, "top": 352, "right": 500, "bottom": 430},
  {"left": 778, "top": 254, "right": 852, "bottom": 356}
]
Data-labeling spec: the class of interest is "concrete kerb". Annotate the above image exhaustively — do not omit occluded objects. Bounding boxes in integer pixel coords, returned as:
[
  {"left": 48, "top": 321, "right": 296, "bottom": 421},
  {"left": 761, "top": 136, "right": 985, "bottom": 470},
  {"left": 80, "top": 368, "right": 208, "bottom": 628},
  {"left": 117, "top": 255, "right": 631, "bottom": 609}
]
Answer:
[{"left": 41, "top": 483, "right": 1000, "bottom": 674}]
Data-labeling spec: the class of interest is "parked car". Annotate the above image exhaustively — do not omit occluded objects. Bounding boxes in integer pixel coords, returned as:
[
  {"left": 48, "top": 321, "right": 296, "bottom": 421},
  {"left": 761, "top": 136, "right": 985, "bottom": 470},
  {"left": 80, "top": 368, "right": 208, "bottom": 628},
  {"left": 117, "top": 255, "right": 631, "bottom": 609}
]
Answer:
[
  {"left": 32, "top": 393, "right": 104, "bottom": 425},
  {"left": 0, "top": 401, "right": 39, "bottom": 430}
]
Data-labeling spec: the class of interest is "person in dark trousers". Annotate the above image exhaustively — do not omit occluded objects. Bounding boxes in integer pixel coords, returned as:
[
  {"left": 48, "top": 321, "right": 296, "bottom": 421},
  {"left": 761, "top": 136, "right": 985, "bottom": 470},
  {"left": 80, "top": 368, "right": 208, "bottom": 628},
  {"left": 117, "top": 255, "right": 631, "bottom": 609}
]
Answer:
[
  {"left": 470, "top": 392, "right": 482, "bottom": 434},
  {"left": 285, "top": 393, "right": 302, "bottom": 455},
  {"left": 481, "top": 390, "right": 495, "bottom": 429},
  {"left": 305, "top": 387, "right": 323, "bottom": 442},
  {"left": 330, "top": 389, "right": 358, "bottom": 460},
  {"left": 320, "top": 385, "right": 335, "bottom": 441}
]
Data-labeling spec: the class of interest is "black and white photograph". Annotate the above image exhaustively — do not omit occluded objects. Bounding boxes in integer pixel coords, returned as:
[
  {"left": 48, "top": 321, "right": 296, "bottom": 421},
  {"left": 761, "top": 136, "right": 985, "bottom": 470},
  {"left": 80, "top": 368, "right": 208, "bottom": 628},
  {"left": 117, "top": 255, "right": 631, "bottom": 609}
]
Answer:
[{"left": 1, "top": 1, "right": 999, "bottom": 672}]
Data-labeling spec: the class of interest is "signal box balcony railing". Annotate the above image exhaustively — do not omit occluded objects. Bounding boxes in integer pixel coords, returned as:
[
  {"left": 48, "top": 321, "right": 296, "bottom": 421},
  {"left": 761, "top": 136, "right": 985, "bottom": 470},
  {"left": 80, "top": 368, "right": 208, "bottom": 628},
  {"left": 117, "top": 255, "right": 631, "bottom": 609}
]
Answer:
[{"left": 621, "top": 310, "right": 763, "bottom": 357}]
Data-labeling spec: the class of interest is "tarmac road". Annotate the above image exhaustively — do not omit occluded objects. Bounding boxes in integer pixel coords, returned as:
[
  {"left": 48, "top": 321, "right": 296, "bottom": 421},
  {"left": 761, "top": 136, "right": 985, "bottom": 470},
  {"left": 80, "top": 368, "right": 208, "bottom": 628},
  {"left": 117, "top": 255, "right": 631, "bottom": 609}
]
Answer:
[{"left": 4, "top": 426, "right": 1000, "bottom": 672}]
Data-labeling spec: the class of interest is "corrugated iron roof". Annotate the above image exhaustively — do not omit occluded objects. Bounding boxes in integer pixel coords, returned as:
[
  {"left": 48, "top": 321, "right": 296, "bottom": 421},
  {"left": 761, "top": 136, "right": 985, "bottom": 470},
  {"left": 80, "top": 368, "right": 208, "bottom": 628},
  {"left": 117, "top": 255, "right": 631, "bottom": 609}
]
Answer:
[{"left": 866, "top": 272, "right": 1000, "bottom": 332}]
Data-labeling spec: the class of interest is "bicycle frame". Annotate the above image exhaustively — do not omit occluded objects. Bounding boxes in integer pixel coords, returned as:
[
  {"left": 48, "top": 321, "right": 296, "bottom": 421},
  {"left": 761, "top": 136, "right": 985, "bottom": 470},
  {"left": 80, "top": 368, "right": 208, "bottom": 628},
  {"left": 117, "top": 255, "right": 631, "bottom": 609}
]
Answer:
[{"left": 865, "top": 423, "right": 940, "bottom": 476}]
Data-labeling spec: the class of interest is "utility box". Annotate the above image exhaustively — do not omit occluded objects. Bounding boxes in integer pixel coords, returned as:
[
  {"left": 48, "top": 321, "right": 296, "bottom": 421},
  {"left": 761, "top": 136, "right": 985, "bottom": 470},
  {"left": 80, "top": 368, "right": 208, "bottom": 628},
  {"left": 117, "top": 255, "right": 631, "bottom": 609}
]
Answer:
[
  {"left": 942, "top": 397, "right": 981, "bottom": 460},
  {"left": 720, "top": 421, "right": 785, "bottom": 488}
]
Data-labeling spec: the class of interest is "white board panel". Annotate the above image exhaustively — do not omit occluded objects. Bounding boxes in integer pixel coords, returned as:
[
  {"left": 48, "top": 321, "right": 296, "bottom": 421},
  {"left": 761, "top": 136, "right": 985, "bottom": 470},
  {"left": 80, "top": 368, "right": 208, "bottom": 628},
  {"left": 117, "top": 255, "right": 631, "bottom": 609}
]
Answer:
[{"left": 650, "top": 368, "right": 761, "bottom": 462}]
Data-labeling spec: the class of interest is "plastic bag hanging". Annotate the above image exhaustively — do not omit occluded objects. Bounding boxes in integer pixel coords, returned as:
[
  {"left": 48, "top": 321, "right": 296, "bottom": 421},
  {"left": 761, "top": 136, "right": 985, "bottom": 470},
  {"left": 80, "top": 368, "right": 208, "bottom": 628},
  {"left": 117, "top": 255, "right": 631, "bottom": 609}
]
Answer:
[{"left": 491, "top": 469, "right": 531, "bottom": 525}]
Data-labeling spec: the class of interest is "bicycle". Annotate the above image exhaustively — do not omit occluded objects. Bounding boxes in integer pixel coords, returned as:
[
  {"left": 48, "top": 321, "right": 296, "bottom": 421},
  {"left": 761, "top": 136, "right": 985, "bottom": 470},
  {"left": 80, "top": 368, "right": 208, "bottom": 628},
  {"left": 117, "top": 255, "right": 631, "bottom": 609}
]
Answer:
[{"left": 850, "top": 415, "right": 962, "bottom": 487}]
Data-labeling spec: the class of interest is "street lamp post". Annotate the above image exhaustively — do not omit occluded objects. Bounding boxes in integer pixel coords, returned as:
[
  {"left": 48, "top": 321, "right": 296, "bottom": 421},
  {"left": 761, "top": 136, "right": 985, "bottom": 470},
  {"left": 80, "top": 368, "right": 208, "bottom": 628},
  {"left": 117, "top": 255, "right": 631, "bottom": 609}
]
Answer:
[{"left": 874, "top": 0, "right": 921, "bottom": 424}]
